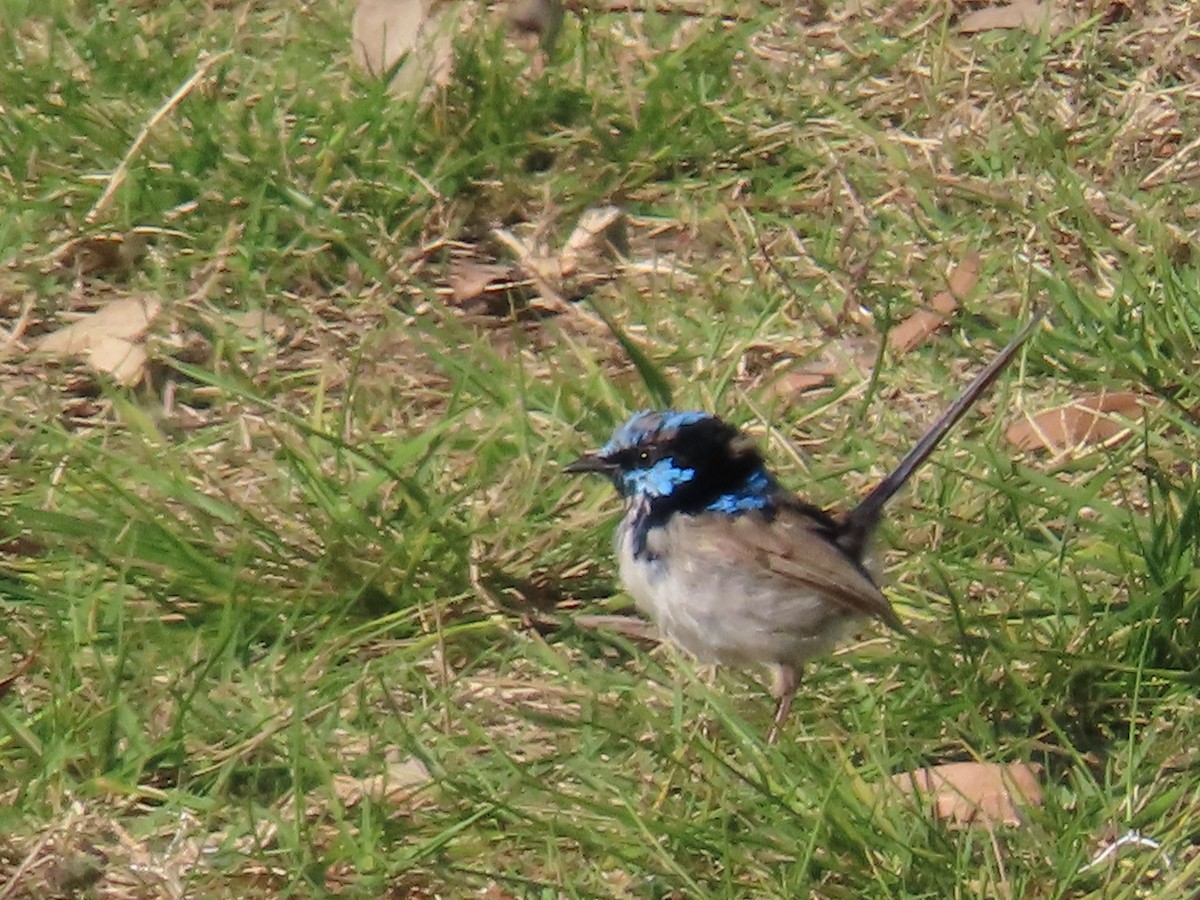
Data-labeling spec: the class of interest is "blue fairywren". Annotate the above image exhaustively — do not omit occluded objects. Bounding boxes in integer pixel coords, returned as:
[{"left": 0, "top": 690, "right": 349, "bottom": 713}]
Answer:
[{"left": 566, "top": 312, "right": 1044, "bottom": 742}]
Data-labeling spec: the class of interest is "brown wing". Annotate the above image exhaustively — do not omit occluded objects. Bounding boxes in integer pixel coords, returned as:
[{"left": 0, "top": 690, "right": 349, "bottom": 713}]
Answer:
[{"left": 686, "top": 505, "right": 906, "bottom": 631}]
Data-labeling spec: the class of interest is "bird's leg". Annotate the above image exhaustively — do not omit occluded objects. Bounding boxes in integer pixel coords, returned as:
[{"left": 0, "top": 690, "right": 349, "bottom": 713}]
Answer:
[{"left": 767, "top": 664, "right": 800, "bottom": 744}]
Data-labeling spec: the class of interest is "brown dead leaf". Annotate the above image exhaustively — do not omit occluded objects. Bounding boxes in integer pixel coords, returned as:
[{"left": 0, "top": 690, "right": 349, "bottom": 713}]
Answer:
[
  {"left": 352, "top": 0, "right": 458, "bottom": 100},
  {"left": 491, "top": 227, "right": 608, "bottom": 331},
  {"left": 821, "top": 335, "right": 879, "bottom": 377},
  {"left": 946, "top": 253, "right": 983, "bottom": 298},
  {"left": 574, "top": 614, "right": 660, "bottom": 642},
  {"left": 560, "top": 206, "right": 629, "bottom": 276},
  {"left": 228, "top": 310, "right": 287, "bottom": 341},
  {"left": 492, "top": 227, "right": 563, "bottom": 285},
  {"left": 35, "top": 296, "right": 161, "bottom": 386},
  {"left": 54, "top": 233, "right": 148, "bottom": 276},
  {"left": 771, "top": 365, "right": 836, "bottom": 400},
  {"left": 37, "top": 297, "right": 160, "bottom": 354},
  {"left": 507, "top": 0, "right": 564, "bottom": 57},
  {"left": 893, "top": 761, "right": 1043, "bottom": 827},
  {"left": 330, "top": 757, "right": 432, "bottom": 809},
  {"left": 85, "top": 336, "right": 147, "bottom": 386},
  {"left": 958, "top": 1, "right": 1052, "bottom": 34},
  {"left": 480, "top": 883, "right": 519, "bottom": 900},
  {"left": 0, "top": 535, "right": 46, "bottom": 557},
  {"left": 1005, "top": 391, "right": 1149, "bottom": 452},
  {"left": 448, "top": 261, "right": 515, "bottom": 306},
  {"left": 888, "top": 253, "right": 981, "bottom": 354},
  {"left": 0, "top": 650, "right": 37, "bottom": 701}
]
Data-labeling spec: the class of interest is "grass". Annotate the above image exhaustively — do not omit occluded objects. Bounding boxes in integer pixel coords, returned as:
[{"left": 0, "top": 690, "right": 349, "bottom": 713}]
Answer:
[{"left": 2, "top": 0, "right": 1199, "bottom": 896}]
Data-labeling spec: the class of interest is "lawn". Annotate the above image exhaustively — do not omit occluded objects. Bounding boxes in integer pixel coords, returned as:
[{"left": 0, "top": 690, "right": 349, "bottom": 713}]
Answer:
[{"left": 1, "top": 1, "right": 1198, "bottom": 896}]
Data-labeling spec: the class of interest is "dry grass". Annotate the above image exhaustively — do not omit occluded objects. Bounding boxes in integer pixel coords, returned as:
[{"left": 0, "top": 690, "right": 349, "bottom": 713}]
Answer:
[{"left": 2, "top": 0, "right": 1199, "bottom": 896}]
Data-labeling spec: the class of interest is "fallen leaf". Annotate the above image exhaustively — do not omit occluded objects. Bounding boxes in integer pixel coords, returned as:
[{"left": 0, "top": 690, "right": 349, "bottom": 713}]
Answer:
[
  {"left": 479, "top": 883, "right": 519, "bottom": 900},
  {"left": 54, "top": 233, "right": 148, "bottom": 276},
  {"left": 448, "top": 260, "right": 515, "bottom": 306},
  {"left": 620, "top": 256, "right": 695, "bottom": 282},
  {"left": 946, "top": 253, "right": 983, "bottom": 298},
  {"left": 1100, "top": 1, "right": 1134, "bottom": 26},
  {"left": 958, "top": 1, "right": 1052, "bottom": 34},
  {"left": 574, "top": 614, "right": 660, "bottom": 642},
  {"left": 35, "top": 296, "right": 161, "bottom": 386},
  {"left": 37, "top": 297, "right": 160, "bottom": 354},
  {"left": 888, "top": 253, "right": 981, "bottom": 354},
  {"left": 821, "top": 335, "right": 879, "bottom": 377},
  {"left": 228, "top": 310, "right": 287, "bottom": 341},
  {"left": 771, "top": 365, "right": 836, "bottom": 400},
  {"left": 560, "top": 206, "right": 629, "bottom": 276},
  {"left": 0, "top": 651, "right": 37, "bottom": 701},
  {"left": 351, "top": 0, "right": 458, "bottom": 100},
  {"left": 0, "top": 535, "right": 46, "bottom": 557},
  {"left": 507, "top": 0, "right": 564, "bottom": 55},
  {"left": 86, "top": 335, "right": 147, "bottom": 386},
  {"left": 892, "top": 761, "right": 1043, "bottom": 827},
  {"left": 1005, "top": 391, "right": 1149, "bottom": 452},
  {"left": 492, "top": 226, "right": 608, "bottom": 330},
  {"left": 330, "top": 757, "right": 432, "bottom": 809},
  {"left": 492, "top": 227, "right": 561, "bottom": 283}
]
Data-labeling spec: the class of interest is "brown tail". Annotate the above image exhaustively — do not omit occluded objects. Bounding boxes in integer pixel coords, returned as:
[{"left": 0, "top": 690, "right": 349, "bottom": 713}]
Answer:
[{"left": 835, "top": 307, "right": 1047, "bottom": 560}]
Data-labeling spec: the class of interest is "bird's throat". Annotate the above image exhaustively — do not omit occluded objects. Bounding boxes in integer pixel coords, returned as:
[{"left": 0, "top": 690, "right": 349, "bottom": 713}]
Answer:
[{"left": 626, "top": 461, "right": 777, "bottom": 561}]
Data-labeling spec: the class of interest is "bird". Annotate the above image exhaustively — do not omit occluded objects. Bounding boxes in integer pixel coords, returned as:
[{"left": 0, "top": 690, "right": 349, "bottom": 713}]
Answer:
[{"left": 565, "top": 311, "right": 1045, "bottom": 743}]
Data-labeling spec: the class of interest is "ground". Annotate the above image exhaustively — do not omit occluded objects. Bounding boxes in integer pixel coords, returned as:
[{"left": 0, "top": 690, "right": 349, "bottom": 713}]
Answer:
[{"left": 1, "top": 0, "right": 1199, "bottom": 896}]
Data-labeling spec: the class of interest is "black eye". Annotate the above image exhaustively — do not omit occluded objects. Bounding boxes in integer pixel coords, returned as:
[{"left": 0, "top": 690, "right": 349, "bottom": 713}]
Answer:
[{"left": 613, "top": 446, "right": 659, "bottom": 468}]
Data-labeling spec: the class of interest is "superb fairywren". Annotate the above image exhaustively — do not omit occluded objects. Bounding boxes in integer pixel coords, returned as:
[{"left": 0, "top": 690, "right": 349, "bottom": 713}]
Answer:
[{"left": 566, "top": 312, "right": 1044, "bottom": 742}]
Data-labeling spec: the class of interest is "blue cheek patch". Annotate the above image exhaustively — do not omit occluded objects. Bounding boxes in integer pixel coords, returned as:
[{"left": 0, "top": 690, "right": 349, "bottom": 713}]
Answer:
[{"left": 623, "top": 458, "right": 696, "bottom": 497}]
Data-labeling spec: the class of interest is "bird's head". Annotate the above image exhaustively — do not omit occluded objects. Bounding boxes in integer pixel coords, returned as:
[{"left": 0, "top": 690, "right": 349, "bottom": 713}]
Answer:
[{"left": 565, "top": 410, "right": 776, "bottom": 513}]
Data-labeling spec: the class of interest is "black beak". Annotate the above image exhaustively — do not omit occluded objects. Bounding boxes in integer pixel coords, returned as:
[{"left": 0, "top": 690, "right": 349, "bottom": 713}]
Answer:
[{"left": 563, "top": 452, "right": 616, "bottom": 475}]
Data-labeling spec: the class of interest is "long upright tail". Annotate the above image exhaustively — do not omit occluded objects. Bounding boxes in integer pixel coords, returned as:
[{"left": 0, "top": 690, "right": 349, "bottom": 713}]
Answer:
[{"left": 835, "top": 307, "right": 1047, "bottom": 560}]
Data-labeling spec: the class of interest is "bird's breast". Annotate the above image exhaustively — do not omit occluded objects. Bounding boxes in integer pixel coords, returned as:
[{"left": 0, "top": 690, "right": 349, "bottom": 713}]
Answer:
[{"left": 614, "top": 510, "right": 853, "bottom": 668}]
